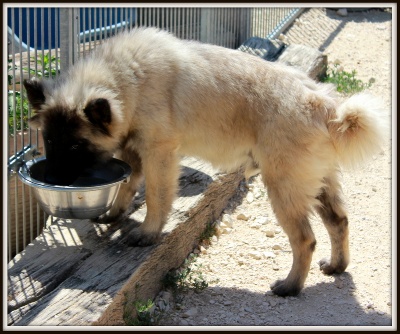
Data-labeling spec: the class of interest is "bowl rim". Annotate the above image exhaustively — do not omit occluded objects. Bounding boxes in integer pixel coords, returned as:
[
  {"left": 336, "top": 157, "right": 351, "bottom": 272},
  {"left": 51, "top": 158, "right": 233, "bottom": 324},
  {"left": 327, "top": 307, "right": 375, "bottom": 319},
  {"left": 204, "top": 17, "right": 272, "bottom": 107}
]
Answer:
[{"left": 18, "top": 157, "right": 132, "bottom": 192}]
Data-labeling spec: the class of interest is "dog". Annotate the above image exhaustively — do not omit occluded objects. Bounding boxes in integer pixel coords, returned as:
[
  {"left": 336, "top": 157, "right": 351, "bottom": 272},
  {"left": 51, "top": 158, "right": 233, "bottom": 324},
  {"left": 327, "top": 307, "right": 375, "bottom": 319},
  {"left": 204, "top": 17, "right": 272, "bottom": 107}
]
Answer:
[{"left": 24, "top": 27, "right": 387, "bottom": 296}]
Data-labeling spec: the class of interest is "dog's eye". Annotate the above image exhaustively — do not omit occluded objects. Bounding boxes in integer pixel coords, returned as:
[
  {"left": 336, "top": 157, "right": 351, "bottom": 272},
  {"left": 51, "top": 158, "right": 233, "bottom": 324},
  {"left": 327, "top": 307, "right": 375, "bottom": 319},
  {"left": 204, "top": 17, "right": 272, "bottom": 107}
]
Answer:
[{"left": 70, "top": 144, "right": 79, "bottom": 150}]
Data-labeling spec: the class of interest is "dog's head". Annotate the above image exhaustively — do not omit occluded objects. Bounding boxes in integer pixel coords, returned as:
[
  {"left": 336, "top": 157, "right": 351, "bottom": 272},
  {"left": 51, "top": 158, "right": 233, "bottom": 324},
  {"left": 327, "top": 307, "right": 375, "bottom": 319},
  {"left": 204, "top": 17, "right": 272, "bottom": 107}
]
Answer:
[{"left": 24, "top": 78, "right": 119, "bottom": 185}]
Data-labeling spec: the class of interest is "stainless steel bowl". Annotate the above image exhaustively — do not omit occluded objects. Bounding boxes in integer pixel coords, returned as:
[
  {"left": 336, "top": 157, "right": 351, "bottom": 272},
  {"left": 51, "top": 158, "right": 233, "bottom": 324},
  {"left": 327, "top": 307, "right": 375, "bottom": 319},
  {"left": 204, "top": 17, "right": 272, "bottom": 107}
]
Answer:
[{"left": 18, "top": 157, "right": 132, "bottom": 219}]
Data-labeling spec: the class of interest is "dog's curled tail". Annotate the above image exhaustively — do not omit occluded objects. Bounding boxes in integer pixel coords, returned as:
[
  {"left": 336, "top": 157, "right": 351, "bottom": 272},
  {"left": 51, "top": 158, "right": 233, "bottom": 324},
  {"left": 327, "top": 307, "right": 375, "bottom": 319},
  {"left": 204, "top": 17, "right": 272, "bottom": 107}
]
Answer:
[{"left": 328, "top": 93, "right": 389, "bottom": 169}]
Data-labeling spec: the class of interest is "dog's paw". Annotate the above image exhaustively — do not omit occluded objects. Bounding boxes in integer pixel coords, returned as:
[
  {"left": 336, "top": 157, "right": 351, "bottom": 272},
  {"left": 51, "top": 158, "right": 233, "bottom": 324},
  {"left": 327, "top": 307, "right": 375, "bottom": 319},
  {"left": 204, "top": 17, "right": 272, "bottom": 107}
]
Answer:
[
  {"left": 270, "top": 279, "right": 302, "bottom": 297},
  {"left": 318, "top": 258, "right": 346, "bottom": 275},
  {"left": 126, "top": 228, "right": 161, "bottom": 247}
]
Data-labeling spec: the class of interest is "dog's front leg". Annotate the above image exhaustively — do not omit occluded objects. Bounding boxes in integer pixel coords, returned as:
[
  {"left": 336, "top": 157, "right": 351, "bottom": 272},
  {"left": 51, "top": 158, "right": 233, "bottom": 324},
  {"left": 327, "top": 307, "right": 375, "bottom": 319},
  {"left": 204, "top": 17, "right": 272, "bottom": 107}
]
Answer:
[
  {"left": 128, "top": 142, "right": 180, "bottom": 246},
  {"left": 94, "top": 149, "right": 144, "bottom": 223}
]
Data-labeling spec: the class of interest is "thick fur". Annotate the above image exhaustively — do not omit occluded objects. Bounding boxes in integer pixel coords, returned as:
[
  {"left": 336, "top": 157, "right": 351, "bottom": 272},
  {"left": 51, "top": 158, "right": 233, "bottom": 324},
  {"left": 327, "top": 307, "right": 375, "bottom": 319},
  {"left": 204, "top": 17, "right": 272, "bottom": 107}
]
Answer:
[{"left": 24, "top": 27, "right": 387, "bottom": 296}]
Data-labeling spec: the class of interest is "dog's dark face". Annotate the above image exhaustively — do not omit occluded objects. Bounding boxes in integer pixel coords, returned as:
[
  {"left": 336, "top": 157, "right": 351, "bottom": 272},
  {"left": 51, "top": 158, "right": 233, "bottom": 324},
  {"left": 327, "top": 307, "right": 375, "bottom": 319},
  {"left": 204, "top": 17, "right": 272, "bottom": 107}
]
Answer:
[{"left": 24, "top": 79, "right": 114, "bottom": 185}]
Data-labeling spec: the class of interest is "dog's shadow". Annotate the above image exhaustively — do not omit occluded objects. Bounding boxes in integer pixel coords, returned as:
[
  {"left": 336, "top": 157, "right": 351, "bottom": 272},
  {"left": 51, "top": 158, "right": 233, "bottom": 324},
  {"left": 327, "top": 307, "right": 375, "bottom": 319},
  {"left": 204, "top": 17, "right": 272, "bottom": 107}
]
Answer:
[{"left": 93, "top": 165, "right": 214, "bottom": 244}]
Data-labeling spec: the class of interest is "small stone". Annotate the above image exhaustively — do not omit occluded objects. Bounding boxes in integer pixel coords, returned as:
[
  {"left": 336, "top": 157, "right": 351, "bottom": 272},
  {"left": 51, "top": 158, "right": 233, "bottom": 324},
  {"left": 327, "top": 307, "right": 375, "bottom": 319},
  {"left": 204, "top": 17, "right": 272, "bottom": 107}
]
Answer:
[
  {"left": 253, "top": 188, "right": 262, "bottom": 199},
  {"left": 272, "top": 244, "right": 282, "bottom": 250},
  {"left": 336, "top": 8, "right": 348, "bottom": 17},
  {"left": 250, "top": 222, "right": 261, "bottom": 229},
  {"left": 255, "top": 216, "right": 268, "bottom": 225},
  {"left": 269, "top": 299, "right": 278, "bottom": 307},
  {"left": 221, "top": 227, "right": 233, "bottom": 234},
  {"left": 182, "top": 308, "right": 197, "bottom": 318},
  {"left": 265, "top": 230, "right": 275, "bottom": 238},
  {"left": 336, "top": 280, "right": 344, "bottom": 289},
  {"left": 263, "top": 251, "right": 276, "bottom": 259},
  {"left": 249, "top": 251, "right": 262, "bottom": 260},
  {"left": 223, "top": 300, "right": 233, "bottom": 306},
  {"left": 160, "top": 291, "right": 172, "bottom": 303},
  {"left": 272, "top": 266, "right": 280, "bottom": 271},
  {"left": 211, "top": 235, "right": 218, "bottom": 243},
  {"left": 200, "top": 246, "right": 207, "bottom": 254},
  {"left": 221, "top": 214, "right": 234, "bottom": 228},
  {"left": 237, "top": 213, "right": 250, "bottom": 221},
  {"left": 246, "top": 192, "right": 254, "bottom": 203}
]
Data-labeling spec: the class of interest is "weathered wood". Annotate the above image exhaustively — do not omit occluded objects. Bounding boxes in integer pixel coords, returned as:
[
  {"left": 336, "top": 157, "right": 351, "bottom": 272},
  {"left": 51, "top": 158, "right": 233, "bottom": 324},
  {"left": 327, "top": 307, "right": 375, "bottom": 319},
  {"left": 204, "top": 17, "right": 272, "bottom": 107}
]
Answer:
[
  {"left": 276, "top": 43, "right": 328, "bottom": 81},
  {"left": 7, "top": 157, "right": 244, "bottom": 326}
]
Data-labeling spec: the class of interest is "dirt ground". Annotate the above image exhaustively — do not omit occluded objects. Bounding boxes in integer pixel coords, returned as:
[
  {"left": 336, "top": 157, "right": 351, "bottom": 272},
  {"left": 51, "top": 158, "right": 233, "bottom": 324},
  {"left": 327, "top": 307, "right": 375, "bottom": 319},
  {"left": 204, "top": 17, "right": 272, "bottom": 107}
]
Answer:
[{"left": 154, "top": 8, "right": 394, "bottom": 328}]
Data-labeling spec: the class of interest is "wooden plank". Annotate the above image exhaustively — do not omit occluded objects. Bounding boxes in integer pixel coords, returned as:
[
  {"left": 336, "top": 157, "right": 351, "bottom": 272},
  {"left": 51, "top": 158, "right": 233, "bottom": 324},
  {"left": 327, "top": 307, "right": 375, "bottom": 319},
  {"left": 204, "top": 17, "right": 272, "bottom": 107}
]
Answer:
[{"left": 7, "top": 157, "right": 244, "bottom": 326}]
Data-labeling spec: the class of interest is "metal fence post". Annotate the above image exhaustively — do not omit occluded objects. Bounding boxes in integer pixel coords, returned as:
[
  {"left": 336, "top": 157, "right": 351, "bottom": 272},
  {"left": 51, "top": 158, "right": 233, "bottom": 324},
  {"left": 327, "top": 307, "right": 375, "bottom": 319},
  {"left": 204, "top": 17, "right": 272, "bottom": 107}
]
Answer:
[{"left": 60, "top": 8, "right": 78, "bottom": 72}]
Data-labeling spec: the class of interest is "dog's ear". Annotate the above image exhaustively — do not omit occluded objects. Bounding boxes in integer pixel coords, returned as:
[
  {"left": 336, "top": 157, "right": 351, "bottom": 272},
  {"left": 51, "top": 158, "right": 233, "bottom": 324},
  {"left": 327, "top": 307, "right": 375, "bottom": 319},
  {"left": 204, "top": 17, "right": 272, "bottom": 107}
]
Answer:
[
  {"left": 23, "top": 78, "right": 46, "bottom": 110},
  {"left": 23, "top": 79, "right": 47, "bottom": 130},
  {"left": 83, "top": 98, "right": 112, "bottom": 135}
]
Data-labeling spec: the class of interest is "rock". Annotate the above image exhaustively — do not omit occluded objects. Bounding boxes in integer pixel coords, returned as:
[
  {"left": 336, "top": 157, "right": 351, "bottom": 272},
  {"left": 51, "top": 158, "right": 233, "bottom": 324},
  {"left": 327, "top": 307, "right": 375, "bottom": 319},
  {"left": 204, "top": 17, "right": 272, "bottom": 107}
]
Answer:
[
  {"left": 221, "top": 214, "right": 234, "bottom": 228},
  {"left": 336, "top": 8, "right": 348, "bottom": 17},
  {"left": 237, "top": 213, "right": 250, "bottom": 221},
  {"left": 272, "top": 244, "right": 282, "bottom": 250},
  {"left": 336, "top": 280, "right": 344, "bottom": 289},
  {"left": 250, "top": 222, "right": 261, "bottom": 229},
  {"left": 255, "top": 216, "right": 268, "bottom": 225},
  {"left": 221, "top": 227, "right": 233, "bottom": 235},
  {"left": 200, "top": 246, "right": 207, "bottom": 254},
  {"left": 269, "top": 299, "right": 278, "bottom": 307},
  {"left": 160, "top": 291, "right": 172, "bottom": 304},
  {"left": 249, "top": 251, "right": 262, "bottom": 260},
  {"left": 246, "top": 192, "right": 254, "bottom": 203},
  {"left": 182, "top": 308, "right": 198, "bottom": 318},
  {"left": 265, "top": 230, "right": 275, "bottom": 238},
  {"left": 253, "top": 188, "right": 262, "bottom": 199},
  {"left": 223, "top": 300, "right": 233, "bottom": 306},
  {"left": 263, "top": 251, "right": 276, "bottom": 259}
]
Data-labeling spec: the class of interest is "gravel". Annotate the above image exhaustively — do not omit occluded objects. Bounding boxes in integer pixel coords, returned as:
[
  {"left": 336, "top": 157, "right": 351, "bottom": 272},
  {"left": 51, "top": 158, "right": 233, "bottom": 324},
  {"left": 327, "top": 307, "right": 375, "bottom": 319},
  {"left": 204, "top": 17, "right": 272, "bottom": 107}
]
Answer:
[{"left": 153, "top": 8, "right": 393, "bottom": 328}]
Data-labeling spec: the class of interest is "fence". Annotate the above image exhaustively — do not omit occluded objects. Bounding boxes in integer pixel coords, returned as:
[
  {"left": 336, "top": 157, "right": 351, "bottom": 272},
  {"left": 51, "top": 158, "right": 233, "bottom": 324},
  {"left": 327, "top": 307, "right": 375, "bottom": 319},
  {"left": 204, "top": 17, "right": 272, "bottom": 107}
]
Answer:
[{"left": 6, "top": 6, "right": 303, "bottom": 260}]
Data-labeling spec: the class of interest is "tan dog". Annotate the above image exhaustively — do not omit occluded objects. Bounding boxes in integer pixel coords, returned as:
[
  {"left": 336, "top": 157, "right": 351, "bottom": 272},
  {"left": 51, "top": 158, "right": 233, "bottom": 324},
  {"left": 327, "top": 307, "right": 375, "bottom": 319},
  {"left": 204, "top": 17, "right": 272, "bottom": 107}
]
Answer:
[{"left": 24, "top": 27, "right": 387, "bottom": 296}]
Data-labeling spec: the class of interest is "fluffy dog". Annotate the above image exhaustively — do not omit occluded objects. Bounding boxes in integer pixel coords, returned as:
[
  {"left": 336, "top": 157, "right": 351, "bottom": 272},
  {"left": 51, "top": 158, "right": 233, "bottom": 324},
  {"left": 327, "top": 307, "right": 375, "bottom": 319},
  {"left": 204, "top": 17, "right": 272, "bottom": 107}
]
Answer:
[{"left": 24, "top": 27, "right": 387, "bottom": 296}]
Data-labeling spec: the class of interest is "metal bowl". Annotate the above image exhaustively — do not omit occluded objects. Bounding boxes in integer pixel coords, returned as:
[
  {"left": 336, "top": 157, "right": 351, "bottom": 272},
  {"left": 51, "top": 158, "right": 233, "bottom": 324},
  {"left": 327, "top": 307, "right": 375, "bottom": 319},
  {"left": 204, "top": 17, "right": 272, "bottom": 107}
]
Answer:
[{"left": 18, "top": 157, "right": 132, "bottom": 219}]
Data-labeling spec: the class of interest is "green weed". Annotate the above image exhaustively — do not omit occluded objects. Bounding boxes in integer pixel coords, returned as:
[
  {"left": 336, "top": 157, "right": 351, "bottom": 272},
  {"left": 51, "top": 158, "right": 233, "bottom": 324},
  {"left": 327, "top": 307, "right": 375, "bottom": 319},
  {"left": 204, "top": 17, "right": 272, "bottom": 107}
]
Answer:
[
  {"left": 198, "top": 222, "right": 217, "bottom": 244},
  {"left": 162, "top": 254, "right": 210, "bottom": 300},
  {"left": 322, "top": 63, "right": 375, "bottom": 95}
]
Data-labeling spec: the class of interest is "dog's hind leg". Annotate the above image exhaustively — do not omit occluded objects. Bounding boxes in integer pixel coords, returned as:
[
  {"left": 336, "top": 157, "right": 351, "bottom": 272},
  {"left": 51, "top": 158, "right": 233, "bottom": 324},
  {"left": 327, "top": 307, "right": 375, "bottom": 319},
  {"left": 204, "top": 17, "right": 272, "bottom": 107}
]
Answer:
[
  {"left": 263, "top": 175, "right": 317, "bottom": 297},
  {"left": 315, "top": 174, "right": 349, "bottom": 275}
]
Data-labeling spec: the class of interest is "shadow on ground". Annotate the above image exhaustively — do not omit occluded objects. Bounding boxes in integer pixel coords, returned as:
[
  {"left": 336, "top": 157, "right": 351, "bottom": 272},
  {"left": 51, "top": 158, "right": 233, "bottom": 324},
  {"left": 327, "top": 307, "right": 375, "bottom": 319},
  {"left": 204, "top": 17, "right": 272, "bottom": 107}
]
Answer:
[{"left": 159, "top": 272, "right": 392, "bottom": 327}]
